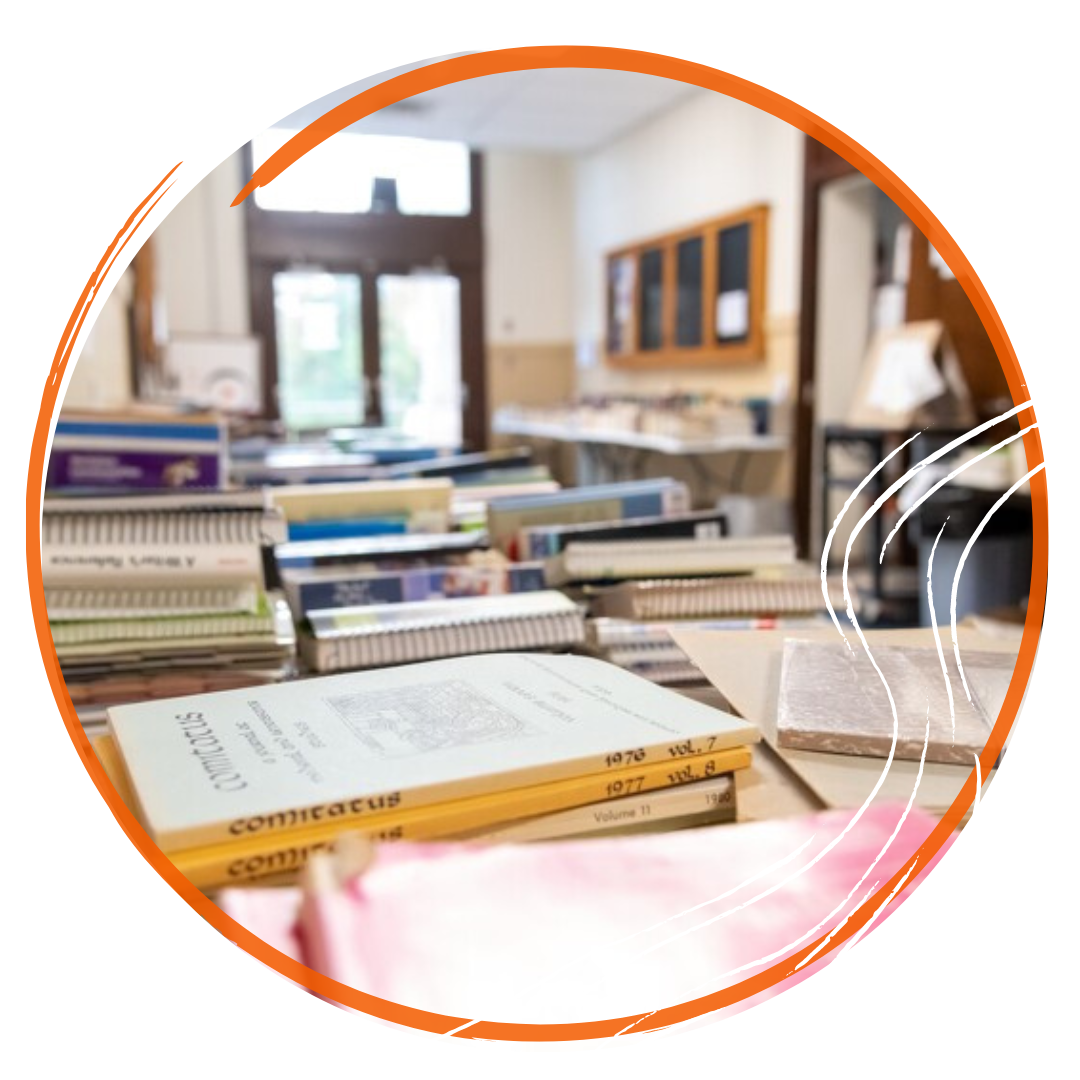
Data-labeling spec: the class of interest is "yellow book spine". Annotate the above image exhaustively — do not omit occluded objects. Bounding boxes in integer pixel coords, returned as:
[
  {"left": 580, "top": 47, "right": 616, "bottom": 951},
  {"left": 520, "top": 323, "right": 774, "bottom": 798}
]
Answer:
[
  {"left": 175, "top": 746, "right": 751, "bottom": 891},
  {"left": 92, "top": 733, "right": 140, "bottom": 813},
  {"left": 271, "top": 479, "right": 452, "bottom": 523}
]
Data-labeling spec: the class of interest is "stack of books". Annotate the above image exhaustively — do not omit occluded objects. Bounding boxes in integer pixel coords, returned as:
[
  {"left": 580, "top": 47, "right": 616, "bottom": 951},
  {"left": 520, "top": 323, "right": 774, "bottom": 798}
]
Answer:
[
  {"left": 583, "top": 567, "right": 852, "bottom": 687},
  {"left": 43, "top": 491, "right": 296, "bottom": 737},
  {"left": 46, "top": 407, "right": 228, "bottom": 492},
  {"left": 272, "top": 529, "right": 563, "bottom": 671},
  {"left": 486, "top": 477, "right": 692, "bottom": 556},
  {"left": 95, "top": 652, "right": 759, "bottom": 891},
  {"left": 299, "top": 592, "right": 586, "bottom": 673},
  {"left": 268, "top": 479, "right": 715, "bottom": 678}
]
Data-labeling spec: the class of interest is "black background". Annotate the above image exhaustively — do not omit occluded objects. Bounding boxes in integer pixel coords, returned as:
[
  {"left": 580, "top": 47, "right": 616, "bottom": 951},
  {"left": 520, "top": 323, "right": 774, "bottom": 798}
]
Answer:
[{"left": 25, "top": 48, "right": 1062, "bottom": 1071}]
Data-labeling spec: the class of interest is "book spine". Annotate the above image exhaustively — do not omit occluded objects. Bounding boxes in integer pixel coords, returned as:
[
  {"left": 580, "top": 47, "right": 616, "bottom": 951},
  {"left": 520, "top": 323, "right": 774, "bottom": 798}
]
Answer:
[
  {"left": 295, "top": 564, "right": 547, "bottom": 614},
  {"left": 42, "top": 507, "right": 280, "bottom": 545},
  {"left": 44, "top": 585, "right": 262, "bottom": 620},
  {"left": 173, "top": 749, "right": 749, "bottom": 889},
  {"left": 474, "top": 773, "right": 736, "bottom": 843},
  {"left": 285, "top": 517, "right": 410, "bottom": 542},
  {"left": 46, "top": 447, "right": 223, "bottom": 490},
  {"left": 158, "top": 739, "right": 751, "bottom": 854},
  {"left": 271, "top": 481, "right": 452, "bottom": 523},
  {"left": 566, "top": 803, "right": 737, "bottom": 840},
  {"left": 308, "top": 606, "right": 586, "bottom": 672},
  {"left": 42, "top": 545, "right": 264, "bottom": 588},
  {"left": 54, "top": 420, "right": 223, "bottom": 442},
  {"left": 49, "top": 610, "right": 275, "bottom": 647}
]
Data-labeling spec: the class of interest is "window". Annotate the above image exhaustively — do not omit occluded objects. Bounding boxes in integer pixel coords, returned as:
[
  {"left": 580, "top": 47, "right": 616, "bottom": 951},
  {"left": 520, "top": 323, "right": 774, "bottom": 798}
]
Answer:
[
  {"left": 251, "top": 130, "right": 471, "bottom": 216},
  {"left": 244, "top": 137, "right": 486, "bottom": 449}
]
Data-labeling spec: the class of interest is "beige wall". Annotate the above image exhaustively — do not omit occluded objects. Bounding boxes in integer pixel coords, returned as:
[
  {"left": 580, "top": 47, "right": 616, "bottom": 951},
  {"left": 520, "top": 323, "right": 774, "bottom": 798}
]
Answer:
[
  {"left": 61, "top": 151, "right": 251, "bottom": 413},
  {"left": 62, "top": 270, "right": 135, "bottom": 410},
  {"left": 570, "top": 89, "right": 804, "bottom": 495},
  {"left": 482, "top": 150, "right": 578, "bottom": 477},
  {"left": 155, "top": 151, "right": 251, "bottom": 337}
]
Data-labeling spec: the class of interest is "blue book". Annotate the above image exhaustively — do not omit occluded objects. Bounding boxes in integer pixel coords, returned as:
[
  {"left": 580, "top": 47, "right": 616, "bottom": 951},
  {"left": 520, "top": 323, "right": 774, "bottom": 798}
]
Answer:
[
  {"left": 285, "top": 517, "right": 410, "bottom": 542},
  {"left": 286, "top": 562, "right": 548, "bottom": 618}
]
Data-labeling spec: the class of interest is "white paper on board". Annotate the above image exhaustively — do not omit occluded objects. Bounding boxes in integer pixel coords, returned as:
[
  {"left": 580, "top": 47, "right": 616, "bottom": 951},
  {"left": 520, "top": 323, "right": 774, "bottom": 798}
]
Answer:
[
  {"left": 717, "top": 289, "right": 749, "bottom": 338},
  {"left": 865, "top": 337, "right": 947, "bottom": 413}
]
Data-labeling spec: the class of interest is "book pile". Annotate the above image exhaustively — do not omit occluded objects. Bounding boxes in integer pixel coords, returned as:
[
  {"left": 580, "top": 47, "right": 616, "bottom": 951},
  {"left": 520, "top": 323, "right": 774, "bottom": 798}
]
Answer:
[
  {"left": 581, "top": 568, "right": 851, "bottom": 688},
  {"left": 46, "top": 407, "right": 228, "bottom": 492},
  {"left": 278, "top": 479, "right": 747, "bottom": 673},
  {"left": 270, "top": 462, "right": 587, "bottom": 665},
  {"left": 259, "top": 474, "right": 852, "bottom": 687},
  {"left": 43, "top": 491, "right": 296, "bottom": 737},
  {"left": 486, "top": 477, "right": 693, "bottom": 557},
  {"left": 96, "top": 653, "right": 759, "bottom": 891}
]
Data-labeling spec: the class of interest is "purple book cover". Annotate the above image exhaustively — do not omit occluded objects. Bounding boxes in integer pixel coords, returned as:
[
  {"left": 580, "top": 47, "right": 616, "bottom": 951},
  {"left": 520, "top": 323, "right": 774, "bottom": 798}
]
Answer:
[{"left": 46, "top": 448, "right": 222, "bottom": 490}]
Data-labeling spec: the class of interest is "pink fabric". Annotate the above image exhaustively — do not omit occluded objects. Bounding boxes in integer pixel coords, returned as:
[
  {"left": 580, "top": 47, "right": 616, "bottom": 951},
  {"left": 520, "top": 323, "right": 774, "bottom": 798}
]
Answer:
[{"left": 217, "top": 803, "right": 952, "bottom": 1024}]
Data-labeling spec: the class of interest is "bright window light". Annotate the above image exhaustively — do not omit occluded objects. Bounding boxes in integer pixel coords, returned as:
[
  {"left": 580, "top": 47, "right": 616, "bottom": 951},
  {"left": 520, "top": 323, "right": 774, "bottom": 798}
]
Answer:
[{"left": 251, "top": 129, "right": 471, "bottom": 216}]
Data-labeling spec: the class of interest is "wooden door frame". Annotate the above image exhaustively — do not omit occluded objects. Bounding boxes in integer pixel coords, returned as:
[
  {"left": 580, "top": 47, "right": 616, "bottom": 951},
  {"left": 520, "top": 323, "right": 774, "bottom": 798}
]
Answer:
[
  {"left": 242, "top": 145, "right": 488, "bottom": 450},
  {"left": 793, "top": 137, "right": 859, "bottom": 558}
]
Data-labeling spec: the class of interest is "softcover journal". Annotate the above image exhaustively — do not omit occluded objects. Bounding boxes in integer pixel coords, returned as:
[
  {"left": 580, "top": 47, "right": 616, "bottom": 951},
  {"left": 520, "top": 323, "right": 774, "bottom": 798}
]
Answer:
[{"left": 107, "top": 652, "right": 759, "bottom": 852}]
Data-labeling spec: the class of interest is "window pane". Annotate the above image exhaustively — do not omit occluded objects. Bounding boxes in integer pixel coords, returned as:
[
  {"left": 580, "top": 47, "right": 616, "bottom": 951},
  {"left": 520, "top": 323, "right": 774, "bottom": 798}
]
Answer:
[
  {"left": 675, "top": 236, "right": 703, "bottom": 347},
  {"left": 716, "top": 222, "right": 751, "bottom": 343},
  {"left": 607, "top": 255, "right": 636, "bottom": 355},
  {"left": 638, "top": 248, "right": 664, "bottom": 351},
  {"left": 252, "top": 129, "right": 471, "bottom": 216},
  {"left": 273, "top": 271, "right": 363, "bottom": 431},
  {"left": 377, "top": 274, "right": 462, "bottom": 447}
]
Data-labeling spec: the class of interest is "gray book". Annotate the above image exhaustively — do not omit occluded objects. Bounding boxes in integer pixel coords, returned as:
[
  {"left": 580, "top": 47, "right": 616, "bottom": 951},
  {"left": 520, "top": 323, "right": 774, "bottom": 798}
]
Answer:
[{"left": 776, "top": 640, "right": 1014, "bottom": 767}]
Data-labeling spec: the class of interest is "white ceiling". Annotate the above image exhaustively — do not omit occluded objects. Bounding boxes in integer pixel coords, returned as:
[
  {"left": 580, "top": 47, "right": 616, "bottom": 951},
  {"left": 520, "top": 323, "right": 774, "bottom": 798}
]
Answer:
[{"left": 276, "top": 66, "right": 703, "bottom": 154}]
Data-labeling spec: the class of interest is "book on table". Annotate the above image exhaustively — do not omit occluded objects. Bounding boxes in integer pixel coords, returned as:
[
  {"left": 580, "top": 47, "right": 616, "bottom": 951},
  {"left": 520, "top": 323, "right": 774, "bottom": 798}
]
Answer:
[
  {"left": 519, "top": 507, "right": 729, "bottom": 561},
  {"left": 485, "top": 478, "right": 691, "bottom": 555},
  {"left": 102, "top": 652, "right": 759, "bottom": 884},
  {"left": 42, "top": 489, "right": 295, "bottom": 735},
  {"left": 281, "top": 559, "right": 548, "bottom": 622},
  {"left": 46, "top": 407, "right": 228, "bottom": 491},
  {"left": 299, "top": 591, "right": 587, "bottom": 672},
  {"left": 269, "top": 479, "right": 454, "bottom": 539},
  {"left": 96, "top": 741, "right": 750, "bottom": 890}
]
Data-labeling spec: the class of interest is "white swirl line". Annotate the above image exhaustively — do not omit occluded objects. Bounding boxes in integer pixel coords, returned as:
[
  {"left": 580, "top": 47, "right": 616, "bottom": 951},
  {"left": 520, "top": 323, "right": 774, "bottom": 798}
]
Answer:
[
  {"left": 927, "top": 517, "right": 956, "bottom": 740},
  {"left": 821, "top": 432, "right": 920, "bottom": 648},
  {"left": 609, "top": 855, "right": 920, "bottom": 1075},
  {"left": 825, "top": 751, "right": 980, "bottom": 1010},
  {"left": 878, "top": 423, "right": 1038, "bottom": 564},
  {"left": 950, "top": 463, "right": 1045, "bottom": 702},
  {"left": 823, "top": 400, "right": 1032, "bottom": 648}
]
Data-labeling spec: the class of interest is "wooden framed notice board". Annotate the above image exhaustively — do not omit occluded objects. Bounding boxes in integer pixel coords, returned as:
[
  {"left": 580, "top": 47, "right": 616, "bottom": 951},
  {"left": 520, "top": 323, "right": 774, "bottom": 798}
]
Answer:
[{"left": 605, "top": 204, "right": 768, "bottom": 368}]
